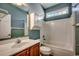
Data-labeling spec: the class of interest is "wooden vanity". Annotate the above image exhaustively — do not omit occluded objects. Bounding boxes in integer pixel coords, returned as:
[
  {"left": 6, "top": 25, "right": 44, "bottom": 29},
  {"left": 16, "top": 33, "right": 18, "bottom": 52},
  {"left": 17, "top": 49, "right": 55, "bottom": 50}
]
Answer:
[{"left": 14, "top": 43, "right": 40, "bottom": 56}]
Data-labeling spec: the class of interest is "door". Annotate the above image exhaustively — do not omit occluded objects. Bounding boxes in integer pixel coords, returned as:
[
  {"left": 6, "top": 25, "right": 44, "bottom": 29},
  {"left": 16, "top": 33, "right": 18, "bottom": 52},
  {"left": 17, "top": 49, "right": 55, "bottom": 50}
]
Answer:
[{"left": 0, "top": 14, "right": 11, "bottom": 39}]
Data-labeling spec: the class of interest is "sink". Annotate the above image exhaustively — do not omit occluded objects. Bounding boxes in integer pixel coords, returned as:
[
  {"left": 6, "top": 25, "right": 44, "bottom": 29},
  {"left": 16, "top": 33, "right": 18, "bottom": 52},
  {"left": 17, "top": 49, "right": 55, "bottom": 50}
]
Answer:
[{"left": 12, "top": 42, "right": 28, "bottom": 48}]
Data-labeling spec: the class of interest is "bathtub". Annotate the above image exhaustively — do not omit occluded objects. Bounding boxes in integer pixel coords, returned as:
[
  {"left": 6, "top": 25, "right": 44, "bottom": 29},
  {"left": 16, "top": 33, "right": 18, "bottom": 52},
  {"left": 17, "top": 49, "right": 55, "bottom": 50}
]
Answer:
[{"left": 42, "top": 43, "right": 75, "bottom": 56}]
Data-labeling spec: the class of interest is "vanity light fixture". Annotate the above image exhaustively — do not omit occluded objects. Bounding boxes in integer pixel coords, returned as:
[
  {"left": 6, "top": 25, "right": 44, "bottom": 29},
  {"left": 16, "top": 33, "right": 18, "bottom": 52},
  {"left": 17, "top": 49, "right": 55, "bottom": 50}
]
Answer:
[{"left": 13, "top": 3, "right": 27, "bottom": 6}]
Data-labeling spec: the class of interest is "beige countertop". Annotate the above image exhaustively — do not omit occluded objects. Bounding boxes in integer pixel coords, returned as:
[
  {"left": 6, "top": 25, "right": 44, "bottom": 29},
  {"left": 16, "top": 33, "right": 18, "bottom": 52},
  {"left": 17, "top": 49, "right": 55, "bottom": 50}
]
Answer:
[{"left": 0, "top": 39, "right": 40, "bottom": 56}]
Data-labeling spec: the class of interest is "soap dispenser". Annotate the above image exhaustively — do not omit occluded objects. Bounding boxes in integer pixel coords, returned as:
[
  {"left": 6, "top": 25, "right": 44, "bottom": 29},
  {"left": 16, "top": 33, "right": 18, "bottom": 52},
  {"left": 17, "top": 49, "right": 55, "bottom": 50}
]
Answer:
[{"left": 43, "top": 35, "right": 45, "bottom": 40}]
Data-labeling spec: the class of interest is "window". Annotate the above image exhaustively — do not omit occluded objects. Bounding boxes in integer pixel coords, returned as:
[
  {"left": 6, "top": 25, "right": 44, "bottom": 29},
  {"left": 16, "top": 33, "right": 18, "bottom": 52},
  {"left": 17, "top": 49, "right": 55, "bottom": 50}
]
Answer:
[
  {"left": 46, "top": 7, "right": 68, "bottom": 18},
  {"left": 44, "top": 3, "right": 72, "bottom": 21}
]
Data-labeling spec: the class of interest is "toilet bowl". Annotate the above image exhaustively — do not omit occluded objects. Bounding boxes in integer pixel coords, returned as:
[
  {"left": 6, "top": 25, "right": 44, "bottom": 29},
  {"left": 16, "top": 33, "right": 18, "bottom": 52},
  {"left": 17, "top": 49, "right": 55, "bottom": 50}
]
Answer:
[{"left": 40, "top": 46, "right": 52, "bottom": 55}]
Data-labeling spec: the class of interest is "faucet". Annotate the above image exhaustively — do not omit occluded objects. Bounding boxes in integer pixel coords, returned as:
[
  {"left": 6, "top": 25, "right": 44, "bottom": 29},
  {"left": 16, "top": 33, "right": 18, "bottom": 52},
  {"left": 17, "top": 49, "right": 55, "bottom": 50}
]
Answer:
[{"left": 16, "top": 39, "right": 21, "bottom": 44}]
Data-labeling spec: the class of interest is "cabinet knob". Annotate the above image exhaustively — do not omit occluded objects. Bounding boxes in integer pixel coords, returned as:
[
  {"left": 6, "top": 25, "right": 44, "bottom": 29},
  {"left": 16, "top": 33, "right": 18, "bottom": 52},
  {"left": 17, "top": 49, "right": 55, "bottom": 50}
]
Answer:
[{"left": 27, "top": 51, "right": 29, "bottom": 54}]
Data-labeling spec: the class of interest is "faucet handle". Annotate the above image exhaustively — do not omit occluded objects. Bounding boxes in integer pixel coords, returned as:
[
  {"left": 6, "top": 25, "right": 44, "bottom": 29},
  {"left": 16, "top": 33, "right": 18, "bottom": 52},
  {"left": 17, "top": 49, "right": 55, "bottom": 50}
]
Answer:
[{"left": 16, "top": 39, "right": 21, "bottom": 43}]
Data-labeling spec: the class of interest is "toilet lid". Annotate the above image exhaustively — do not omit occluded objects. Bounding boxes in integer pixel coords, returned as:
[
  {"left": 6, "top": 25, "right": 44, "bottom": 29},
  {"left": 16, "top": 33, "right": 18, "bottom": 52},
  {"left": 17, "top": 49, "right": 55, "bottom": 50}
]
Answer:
[{"left": 40, "top": 46, "right": 51, "bottom": 52}]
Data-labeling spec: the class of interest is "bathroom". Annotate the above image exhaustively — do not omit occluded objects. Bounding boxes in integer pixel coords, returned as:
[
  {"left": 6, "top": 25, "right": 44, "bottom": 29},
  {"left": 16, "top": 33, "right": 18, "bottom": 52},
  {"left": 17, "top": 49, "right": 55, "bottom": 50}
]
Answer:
[{"left": 0, "top": 3, "right": 79, "bottom": 56}]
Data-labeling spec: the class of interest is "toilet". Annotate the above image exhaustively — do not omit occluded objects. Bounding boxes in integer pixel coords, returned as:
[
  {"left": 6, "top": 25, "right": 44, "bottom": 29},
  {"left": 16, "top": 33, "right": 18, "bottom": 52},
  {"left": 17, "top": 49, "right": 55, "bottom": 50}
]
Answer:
[
  {"left": 40, "top": 36, "right": 52, "bottom": 56},
  {"left": 40, "top": 46, "right": 52, "bottom": 56}
]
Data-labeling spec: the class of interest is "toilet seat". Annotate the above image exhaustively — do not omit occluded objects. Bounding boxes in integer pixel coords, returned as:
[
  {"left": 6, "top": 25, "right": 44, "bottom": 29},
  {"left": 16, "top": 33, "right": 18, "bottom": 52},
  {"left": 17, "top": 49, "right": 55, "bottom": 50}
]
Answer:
[{"left": 40, "top": 46, "right": 51, "bottom": 55}]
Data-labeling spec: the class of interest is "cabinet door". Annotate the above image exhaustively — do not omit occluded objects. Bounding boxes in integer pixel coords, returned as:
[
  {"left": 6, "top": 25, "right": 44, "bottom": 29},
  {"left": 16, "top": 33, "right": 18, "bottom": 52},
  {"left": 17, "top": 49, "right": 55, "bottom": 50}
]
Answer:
[
  {"left": 0, "top": 15, "right": 11, "bottom": 39},
  {"left": 30, "top": 43, "right": 40, "bottom": 56}
]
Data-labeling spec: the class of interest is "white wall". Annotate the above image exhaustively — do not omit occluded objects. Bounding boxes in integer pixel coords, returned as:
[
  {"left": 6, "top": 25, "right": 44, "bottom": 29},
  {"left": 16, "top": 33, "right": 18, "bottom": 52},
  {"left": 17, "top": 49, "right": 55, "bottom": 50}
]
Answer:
[
  {"left": 28, "top": 3, "right": 44, "bottom": 15},
  {"left": 40, "top": 14, "right": 75, "bottom": 52}
]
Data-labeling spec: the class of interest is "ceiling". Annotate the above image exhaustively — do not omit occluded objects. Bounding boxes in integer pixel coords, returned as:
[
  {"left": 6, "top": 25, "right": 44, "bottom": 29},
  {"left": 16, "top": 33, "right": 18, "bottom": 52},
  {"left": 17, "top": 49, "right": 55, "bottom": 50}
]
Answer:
[
  {"left": 12, "top": 3, "right": 59, "bottom": 15},
  {"left": 13, "top": 3, "right": 58, "bottom": 11},
  {"left": 41, "top": 3, "right": 58, "bottom": 9}
]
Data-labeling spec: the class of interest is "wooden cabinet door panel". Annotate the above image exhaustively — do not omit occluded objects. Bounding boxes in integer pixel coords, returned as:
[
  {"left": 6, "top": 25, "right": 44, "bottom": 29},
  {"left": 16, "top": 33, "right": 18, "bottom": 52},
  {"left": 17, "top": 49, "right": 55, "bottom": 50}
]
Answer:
[{"left": 30, "top": 43, "right": 40, "bottom": 56}]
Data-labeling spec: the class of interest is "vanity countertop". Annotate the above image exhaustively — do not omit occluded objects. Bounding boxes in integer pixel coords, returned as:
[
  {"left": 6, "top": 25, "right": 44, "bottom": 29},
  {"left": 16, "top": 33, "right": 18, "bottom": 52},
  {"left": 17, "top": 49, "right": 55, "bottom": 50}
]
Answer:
[{"left": 0, "top": 39, "right": 40, "bottom": 56}]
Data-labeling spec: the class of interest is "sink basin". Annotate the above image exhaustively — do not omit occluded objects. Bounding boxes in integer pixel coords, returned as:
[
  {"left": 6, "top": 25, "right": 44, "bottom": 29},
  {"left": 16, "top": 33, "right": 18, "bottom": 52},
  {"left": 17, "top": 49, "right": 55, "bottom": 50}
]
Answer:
[{"left": 12, "top": 42, "right": 28, "bottom": 48}]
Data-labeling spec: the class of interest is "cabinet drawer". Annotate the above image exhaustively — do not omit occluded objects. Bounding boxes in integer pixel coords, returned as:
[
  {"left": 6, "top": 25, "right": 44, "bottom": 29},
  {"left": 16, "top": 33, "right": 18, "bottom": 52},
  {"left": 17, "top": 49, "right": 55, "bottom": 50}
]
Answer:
[
  {"left": 16, "top": 50, "right": 26, "bottom": 56},
  {"left": 16, "top": 48, "right": 30, "bottom": 56}
]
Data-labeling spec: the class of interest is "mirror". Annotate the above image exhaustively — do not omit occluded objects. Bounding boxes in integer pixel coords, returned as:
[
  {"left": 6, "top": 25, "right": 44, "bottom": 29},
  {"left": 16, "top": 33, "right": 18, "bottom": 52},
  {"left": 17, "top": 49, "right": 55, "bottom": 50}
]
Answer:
[{"left": 0, "top": 4, "right": 29, "bottom": 40}]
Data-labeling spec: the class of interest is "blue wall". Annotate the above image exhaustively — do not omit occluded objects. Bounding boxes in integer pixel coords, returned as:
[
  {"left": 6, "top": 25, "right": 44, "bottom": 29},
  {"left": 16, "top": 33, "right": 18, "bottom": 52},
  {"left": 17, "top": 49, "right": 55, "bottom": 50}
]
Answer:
[
  {"left": 0, "top": 3, "right": 27, "bottom": 37},
  {"left": 0, "top": 3, "right": 27, "bottom": 27},
  {"left": 29, "top": 30, "right": 40, "bottom": 39}
]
